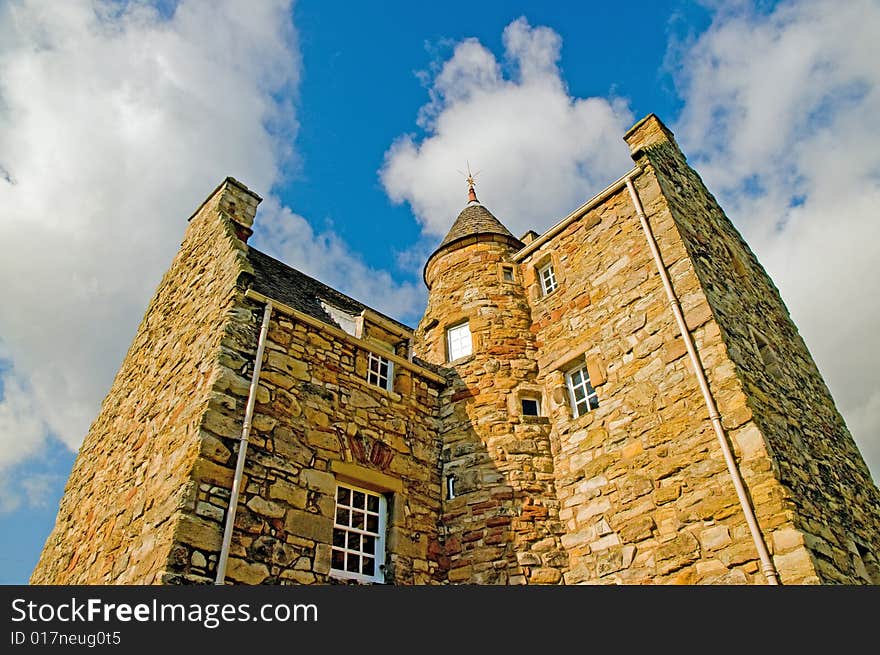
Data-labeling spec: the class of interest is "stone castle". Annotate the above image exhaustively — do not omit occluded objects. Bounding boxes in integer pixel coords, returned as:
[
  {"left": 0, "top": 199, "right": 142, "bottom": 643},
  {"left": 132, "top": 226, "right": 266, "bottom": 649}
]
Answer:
[{"left": 32, "top": 114, "right": 880, "bottom": 585}]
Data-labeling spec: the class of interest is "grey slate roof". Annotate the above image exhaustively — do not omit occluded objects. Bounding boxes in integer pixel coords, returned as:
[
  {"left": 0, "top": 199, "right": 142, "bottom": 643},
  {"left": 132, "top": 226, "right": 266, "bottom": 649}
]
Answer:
[
  {"left": 246, "top": 247, "right": 412, "bottom": 333},
  {"left": 437, "top": 201, "right": 520, "bottom": 249}
]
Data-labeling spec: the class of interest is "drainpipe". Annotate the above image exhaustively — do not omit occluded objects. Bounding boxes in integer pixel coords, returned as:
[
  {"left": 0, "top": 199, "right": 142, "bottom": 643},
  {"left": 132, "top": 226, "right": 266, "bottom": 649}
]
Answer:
[
  {"left": 215, "top": 300, "right": 273, "bottom": 585},
  {"left": 625, "top": 175, "right": 780, "bottom": 585}
]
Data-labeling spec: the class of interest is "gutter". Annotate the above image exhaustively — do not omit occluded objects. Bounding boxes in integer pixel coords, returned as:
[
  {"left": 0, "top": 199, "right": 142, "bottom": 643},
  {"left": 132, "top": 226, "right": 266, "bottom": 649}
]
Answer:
[
  {"left": 624, "top": 174, "right": 780, "bottom": 585},
  {"left": 245, "top": 289, "right": 445, "bottom": 384},
  {"left": 215, "top": 300, "right": 273, "bottom": 585},
  {"left": 513, "top": 167, "right": 640, "bottom": 262}
]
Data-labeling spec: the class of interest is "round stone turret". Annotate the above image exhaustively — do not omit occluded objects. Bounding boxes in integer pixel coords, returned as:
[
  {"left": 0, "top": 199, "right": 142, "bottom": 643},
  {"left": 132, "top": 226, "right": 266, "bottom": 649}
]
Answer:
[
  {"left": 418, "top": 188, "right": 526, "bottom": 361},
  {"left": 415, "top": 188, "right": 567, "bottom": 585}
]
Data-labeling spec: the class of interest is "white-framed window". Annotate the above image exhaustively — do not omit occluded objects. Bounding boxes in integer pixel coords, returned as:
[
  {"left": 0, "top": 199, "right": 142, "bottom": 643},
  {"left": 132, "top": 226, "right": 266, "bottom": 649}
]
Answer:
[
  {"left": 367, "top": 351, "right": 393, "bottom": 391},
  {"left": 521, "top": 397, "right": 541, "bottom": 416},
  {"left": 538, "top": 262, "right": 558, "bottom": 295},
  {"left": 446, "top": 322, "right": 472, "bottom": 361},
  {"left": 566, "top": 364, "right": 599, "bottom": 417},
  {"left": 331, "top": 483, "right": 387, "bottom": 584}
]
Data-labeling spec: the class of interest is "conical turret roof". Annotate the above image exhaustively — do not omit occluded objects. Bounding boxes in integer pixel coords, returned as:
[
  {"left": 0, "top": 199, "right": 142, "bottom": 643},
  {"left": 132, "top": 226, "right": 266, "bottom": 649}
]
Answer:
[
  {"left": 436, "top": 200, "right": 518, "bottom": 249},
  {"left": 423, "top": 185, "right": 523, "bottom": 286}
]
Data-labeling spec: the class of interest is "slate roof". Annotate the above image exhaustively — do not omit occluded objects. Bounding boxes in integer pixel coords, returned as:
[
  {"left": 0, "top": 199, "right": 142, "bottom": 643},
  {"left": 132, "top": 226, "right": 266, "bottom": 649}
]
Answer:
[
  {"left": 247, "top": 247, "right": 412, "bottom": 333},
  {"left": 437, "top": 201, "right": 520, "bottom": 250}
]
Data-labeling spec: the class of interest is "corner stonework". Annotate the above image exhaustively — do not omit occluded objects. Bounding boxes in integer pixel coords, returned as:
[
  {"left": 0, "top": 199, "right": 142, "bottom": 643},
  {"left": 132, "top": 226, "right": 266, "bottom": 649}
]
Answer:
[{"left": 31, "top": 178, "right": 262, "bottom": 584}]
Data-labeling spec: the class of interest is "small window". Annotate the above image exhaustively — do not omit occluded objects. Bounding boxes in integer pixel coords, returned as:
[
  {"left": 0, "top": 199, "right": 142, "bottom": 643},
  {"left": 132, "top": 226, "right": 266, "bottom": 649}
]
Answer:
[
  {"left": 367, "top": 352, "right": 393, "bottom": 391},
  {"left": 501, "top": 265, "right": 515, "bottom": 282},
  {"left": 566, "top": 363, "right": 599, "bottom": 417},
  {"left": 521, "top": 397, "right": 540, "bottom": 416},
  {"left": 446, "top": 322, "right": 472, "bottom": 361},
  {"left": 539, "top": 263, "right": 558, "bottom": 295},
  {"left": 446, "top": 474, "right": 456, "bottom": 500},
  {"left": 332, "top": 483, "right": 387, "bottom": 584}
]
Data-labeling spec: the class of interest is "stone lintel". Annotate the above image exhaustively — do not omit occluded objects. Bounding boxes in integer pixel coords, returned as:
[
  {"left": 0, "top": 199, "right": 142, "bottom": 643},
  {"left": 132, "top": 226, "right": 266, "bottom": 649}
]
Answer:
[{"left": 330, "top": 461, "right": 405, "bottom": 493}]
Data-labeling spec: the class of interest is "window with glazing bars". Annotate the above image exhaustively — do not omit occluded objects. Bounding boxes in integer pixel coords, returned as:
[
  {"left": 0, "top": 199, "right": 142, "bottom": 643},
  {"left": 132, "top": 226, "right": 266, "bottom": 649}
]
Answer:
[
  {"left": 367, "top": 351, "right": 393, "bottom": 391},
  {"left": 565, "top": 364, "right": 599, "bottom": 417},
  {"left": 539, "top": 263, "right": 558, "bottom": 295},
  {"left": 331, "top": 483, "right": 387, "bottom": 583}
]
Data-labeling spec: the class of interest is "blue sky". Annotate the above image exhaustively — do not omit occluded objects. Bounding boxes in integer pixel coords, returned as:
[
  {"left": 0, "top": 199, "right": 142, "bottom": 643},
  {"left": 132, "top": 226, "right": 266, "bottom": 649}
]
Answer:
[{"left": 1, "top": 0, "right": 878, "bottom": 585}]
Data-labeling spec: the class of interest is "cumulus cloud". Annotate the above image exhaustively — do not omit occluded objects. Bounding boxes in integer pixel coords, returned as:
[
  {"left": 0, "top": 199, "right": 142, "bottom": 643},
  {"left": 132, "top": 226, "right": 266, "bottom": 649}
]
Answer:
[
  {"left": 383, "top": 8, "right": 880, "bottom": 482},
  {"left": 381, "top": 17, "right": 635, "bottom": 240},
  {"left": 251, "top": 198, "right": 425, "bottom": 323},
  {"left": 0, "top": 0, "right": 419, "bottom": 511},
  {"left": 669, "top": 0, "right": 880, "bottom": 478}
]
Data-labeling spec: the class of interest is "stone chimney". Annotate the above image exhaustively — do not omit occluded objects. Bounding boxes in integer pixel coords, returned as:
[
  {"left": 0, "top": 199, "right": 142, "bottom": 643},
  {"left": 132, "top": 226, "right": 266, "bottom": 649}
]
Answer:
[
  {"left": 623, "top": 113, "right": 680, "bottom": 161},
  {"left": 188, "top": 176, "right": 262, "bottom": 243},
  {"left": 519, "top": 230, "right": 539, "bottom": 245}
]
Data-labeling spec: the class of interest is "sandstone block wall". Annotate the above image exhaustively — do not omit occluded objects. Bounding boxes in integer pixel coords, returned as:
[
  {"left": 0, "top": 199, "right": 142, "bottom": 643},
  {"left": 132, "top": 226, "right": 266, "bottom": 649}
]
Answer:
[
  {"left": 627, "top": 115, "right": 880, "bottom": 583},
  {"left": 32, "top": 116, "right": 879, "bottom": 587},
  {"left": 31, "top": 178, "right": 260, "bottom": 584},
  {"left": 519, "top": 175, "right": 783, "bottom": 584},
  {"left": 417, "top": 236, "right": 567, "bottom": 584},
  {"left": 166, "top": 296, "right": 445, "bottom": 585}
]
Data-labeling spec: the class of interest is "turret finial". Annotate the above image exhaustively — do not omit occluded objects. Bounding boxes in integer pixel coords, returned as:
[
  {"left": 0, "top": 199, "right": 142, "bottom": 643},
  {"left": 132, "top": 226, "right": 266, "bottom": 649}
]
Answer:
[{"left": 459, "top": 161, "right": 480, "bottom": 203}]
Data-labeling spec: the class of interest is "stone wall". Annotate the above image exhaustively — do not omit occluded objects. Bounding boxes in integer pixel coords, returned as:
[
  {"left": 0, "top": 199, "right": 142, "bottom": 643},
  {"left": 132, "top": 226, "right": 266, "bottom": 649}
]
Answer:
[
  {"left": 416, "top": 236, "right": 568, "bottom": 584},
  {"left": 166, "top": 297, "right": 445, "bottom": 585},
  {"left": 31, "top": 178, "right": 260, "bottom": 584},
  {"left": 32, "top": 116, "right": 879, "bottom": 587},
  {"left": 627, "top": 115, "right": 880, "bottom": 583},
  {"left": 519, "top": 172, "right": 788, "bottom": 583}
]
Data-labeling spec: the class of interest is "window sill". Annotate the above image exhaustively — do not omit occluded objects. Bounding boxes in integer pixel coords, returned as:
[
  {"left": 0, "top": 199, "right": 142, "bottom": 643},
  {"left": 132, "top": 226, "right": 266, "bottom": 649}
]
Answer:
[
  {"left": 446, "top": 354, "right": 475, "bottom": 366},
  {"left": 533, "top": 287, "right": 561, "bottom": 305},
  {"left": 568, "top": 411, "right": 596, "bottom": 429},
  {"left": 329, "top": 572, "right": 385, "bottom": 585},
  {"left": 521, "top": 416, "right": 551, "bottom": 425},
  {"left": 350, "top": 374, "right": 402, "bottom": 402}
]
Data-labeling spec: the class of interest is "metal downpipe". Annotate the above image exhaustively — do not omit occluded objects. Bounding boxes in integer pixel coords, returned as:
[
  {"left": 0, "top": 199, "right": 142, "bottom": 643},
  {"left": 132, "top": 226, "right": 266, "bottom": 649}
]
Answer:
[
  {"left": 625, "top": 175, "right": 779, "bottom": 585},
  {"left": 215, "top": 301, "right": 273, "bottom": 585}
]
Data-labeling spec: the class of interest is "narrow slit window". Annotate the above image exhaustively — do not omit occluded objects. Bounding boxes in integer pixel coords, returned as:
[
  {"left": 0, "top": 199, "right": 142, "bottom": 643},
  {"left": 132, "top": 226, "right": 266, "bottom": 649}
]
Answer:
[
  {"left": 446, "top": 474, "right": 456, "bottom": 500},
  {"left": 502, "top": 265, "right": 515, "bottom": 282},
  {"left": 565, "top": 364, "right": 599, "bottom": 418},
  {"left": 521, "top": 397, "right": 540, "bottom": 416},
  {"left": 446, "top": 322, "right": 472, "bottom": 361},
  {"left": 367, "top": 351, "right": 393, "bottom": 391},
  {"left": 331, "top": 483, "right": 387, "bottom": 584},
  {"left": 538, "top": 263, "right": 558, "bottom": 295}
]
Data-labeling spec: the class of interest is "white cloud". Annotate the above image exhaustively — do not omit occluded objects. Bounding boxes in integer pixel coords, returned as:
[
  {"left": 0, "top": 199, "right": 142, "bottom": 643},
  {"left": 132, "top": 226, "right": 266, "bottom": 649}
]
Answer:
[
  {"left": 383, "top": 8, "right": 880, "bottom": 483},
  {"left": 0, "top": 375, "right": 47, "bottom": 472},
  {"left": 0, "top": 0, "right": 420, "bottom": 510},
  {"left": 251, "top": 198, "right": 425, "bottom": 324},
  {"left": 381, "top": 17, "right": 635, "bottom": 240},
  {"left": 670, "top": 0, "right": 880, "bottom": 478}
]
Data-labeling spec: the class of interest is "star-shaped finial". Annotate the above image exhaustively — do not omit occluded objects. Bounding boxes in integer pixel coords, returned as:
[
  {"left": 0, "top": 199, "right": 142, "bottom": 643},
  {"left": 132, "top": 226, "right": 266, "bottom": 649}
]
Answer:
[{"left": 458, "top": 161, "right": 481, "bottom": 202}]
